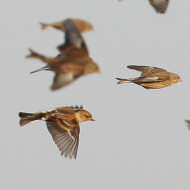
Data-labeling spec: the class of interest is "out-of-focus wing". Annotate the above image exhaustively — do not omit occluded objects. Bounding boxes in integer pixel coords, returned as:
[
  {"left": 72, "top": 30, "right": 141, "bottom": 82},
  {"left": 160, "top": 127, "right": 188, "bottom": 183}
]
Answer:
[
  {"left": 63, "top": 19, "right": 88, "bottom": 54},
  {"left": 149, "top": 0, "right": 169, "bottom": 14},
  {"left": 51, "top": 73, "right": 76, "bottom": 90}
]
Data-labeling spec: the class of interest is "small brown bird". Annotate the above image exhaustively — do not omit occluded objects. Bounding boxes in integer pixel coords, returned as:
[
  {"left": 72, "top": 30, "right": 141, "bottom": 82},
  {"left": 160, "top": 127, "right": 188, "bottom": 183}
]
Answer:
[
  {"left": 185, "top": 120, "right": 190, "bottom": 130},
  {"left": 116, "top": 65, "right": 181, "bottom": 89},
  {"left": 40, "top": 18, "right": 94, "bottom": 33},
  {"left": 19, "top": 106, "right": 95, "bottom": 159},
  {"left": 149, "top": 0, "right": 169, "bottom": 14},
  {"left": 26, "top": 19, "right": 100, "bottom": 90}
]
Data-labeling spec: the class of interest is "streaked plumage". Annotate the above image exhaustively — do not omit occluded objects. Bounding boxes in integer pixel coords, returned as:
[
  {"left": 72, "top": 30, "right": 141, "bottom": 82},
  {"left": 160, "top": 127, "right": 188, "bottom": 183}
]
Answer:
[
  {"left": 40, "top": 18, "right": 94, "bottom": 33},
  {"left": 149, "top": 0, "right": 169, "bottom": 14},
  {"left": 19, "top": 106, "right": 95, "bottom": 159},
  {"left": 26, "top": 19, "right": 100, "bottom": 90},
  {"left": 116, "top": 65, "right": 181, "bottom": 89}
]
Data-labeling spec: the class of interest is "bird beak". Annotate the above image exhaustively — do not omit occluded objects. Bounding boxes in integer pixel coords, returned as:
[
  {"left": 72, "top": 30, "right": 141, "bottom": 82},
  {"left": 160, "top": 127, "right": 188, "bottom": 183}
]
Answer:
[{"left": 90, "top": 117, "right": 95, "bottom": 121}]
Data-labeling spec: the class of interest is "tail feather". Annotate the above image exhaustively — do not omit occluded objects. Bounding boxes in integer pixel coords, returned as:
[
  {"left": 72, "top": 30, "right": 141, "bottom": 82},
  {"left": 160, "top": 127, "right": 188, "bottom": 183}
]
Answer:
[
  {"left": 116, "top": 78, "right": 131, "bottom": 84},
  {"left": 19, "top": 112, "right": 35, "bottom": 126},
  {"left": 26, "top": 48, "right": 44, "bottom": 59}
]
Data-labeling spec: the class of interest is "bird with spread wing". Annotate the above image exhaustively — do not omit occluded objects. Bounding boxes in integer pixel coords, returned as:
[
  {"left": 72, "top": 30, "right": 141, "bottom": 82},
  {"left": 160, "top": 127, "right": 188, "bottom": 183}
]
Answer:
[
  {"left": 19, "top": 106, "right": 95, "bottom": 159},
  {"left": 116, "top": 65, "right": 181, "bottom": 89},
  {"left": 26, "top": 19, "right": 100, "bottom": 90}
]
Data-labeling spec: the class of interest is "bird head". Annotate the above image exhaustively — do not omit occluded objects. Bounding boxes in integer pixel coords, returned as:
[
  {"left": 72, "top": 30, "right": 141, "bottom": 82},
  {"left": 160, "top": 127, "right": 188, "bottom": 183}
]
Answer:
[
  {"left": 74, "top": 109, "right": 95, "bottom": 123},
  {"left": 172, "top": 74, "right": 182, "bottom": 83}
]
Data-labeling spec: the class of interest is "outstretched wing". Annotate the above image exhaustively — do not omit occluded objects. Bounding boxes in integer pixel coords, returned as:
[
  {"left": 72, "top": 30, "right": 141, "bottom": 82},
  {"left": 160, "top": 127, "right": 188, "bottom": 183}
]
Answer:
[
  {"left": 127, "top": 65, "right": 167, "bottom": 77},
  {"left": 63, "top": 19, "right": 88, "bottom": 54},
  {"left": 149, "top": 0, "right": 169, "bottom": 14},
  {"left": 51, "top": 73, "right": 76, "bottom": 91},
  {"left": 46, "top": 119, "right": 80, "bottom": 159}
]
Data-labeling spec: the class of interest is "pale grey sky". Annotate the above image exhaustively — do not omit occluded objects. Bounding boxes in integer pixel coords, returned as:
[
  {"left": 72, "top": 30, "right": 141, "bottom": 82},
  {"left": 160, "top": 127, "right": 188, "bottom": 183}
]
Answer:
[{"left": 1, "top": 0, "right": 190, "bottom": 190}]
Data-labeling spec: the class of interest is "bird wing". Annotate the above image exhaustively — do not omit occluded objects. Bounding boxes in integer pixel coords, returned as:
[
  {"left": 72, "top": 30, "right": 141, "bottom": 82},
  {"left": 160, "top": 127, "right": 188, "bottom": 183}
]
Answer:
[
  {"left": 127, "top": 65, "right": 167, "bottom": 77},
  {"left": 63, "top": 19, "right": 88, "bottom": 54},
  {"left": 149, "top": 0, "right": 169, "bottom": 14},
  {"left": 132, "top": 76, "right": 163, "bottom": 83},
  {"left": 133, "top": 72, "right": 170, "bottom": 83},
  {"left": 51, "top": 73, "right": 77, "bottom": 90},
  {"left": 46, "top": 118, "right": 80, "bottom": 159}
]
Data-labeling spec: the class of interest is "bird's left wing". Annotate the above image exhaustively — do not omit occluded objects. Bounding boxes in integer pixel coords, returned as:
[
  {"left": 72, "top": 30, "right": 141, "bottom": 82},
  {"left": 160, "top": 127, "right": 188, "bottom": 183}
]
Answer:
[{"left": 46, "top": 118, "right": 80, "bottom": 159}]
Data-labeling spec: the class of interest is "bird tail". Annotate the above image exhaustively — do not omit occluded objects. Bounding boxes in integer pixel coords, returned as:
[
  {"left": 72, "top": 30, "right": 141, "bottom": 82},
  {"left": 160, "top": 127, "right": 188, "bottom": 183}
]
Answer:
[
  {"left": 19, "top": 112, "right": 37, "bottom": 126},
  {"left": 39, "top": 22, "right": 51, "bottom": 30},
  {"left": 116, "top": 78, "right": 131, "bottom": 84},
  {"left": 19, "top": 110, "right": 57, "bottom": 126},
  {"left": 26, "top": 48, "right": 46, "bottom": 60}
]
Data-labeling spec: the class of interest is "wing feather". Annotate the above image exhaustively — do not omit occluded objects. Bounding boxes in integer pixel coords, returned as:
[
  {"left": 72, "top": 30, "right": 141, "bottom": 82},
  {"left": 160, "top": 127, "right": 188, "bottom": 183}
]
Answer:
[{"left": 46, "top": 119, "right": 80, "bottom": 159}]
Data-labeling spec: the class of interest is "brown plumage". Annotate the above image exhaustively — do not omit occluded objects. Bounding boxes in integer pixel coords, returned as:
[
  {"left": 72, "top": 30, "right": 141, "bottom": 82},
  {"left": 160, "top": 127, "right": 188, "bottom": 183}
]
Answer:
[
  {"left": 185, "top": 120, "right": 190, "bottom": 130},
  {"left": 26, "top": 19, "right": 100, "bottom": 90},
  {"left": 149, "top": 0, "right": 169, "bottom": 14},
  {"left": 40, "top": 18, "right": 94, "bottom": 33},
  {"left": 116, "top": 65, "right": 181, "bottom": 89},
  {"left": 19, "top": 106, "right": 95, "bottom": 159}
]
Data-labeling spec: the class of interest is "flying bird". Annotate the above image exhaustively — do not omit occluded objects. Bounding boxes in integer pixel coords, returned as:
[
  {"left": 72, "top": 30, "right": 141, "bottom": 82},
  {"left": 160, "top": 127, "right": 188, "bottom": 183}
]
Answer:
[
  {"left": 19, "top": 106, "right": 95, "bottom": 159},
  {"left": 116, "top": 65, "right": 181, "bottom": 89},
  {"left": 185, "top": 120, "right": 190, "bottom": 130},
  {"left": 149, "top": 0, "right": 169, "bottom": 14},
  {"left": 26, "top": 19, "right": 100, "bottom": 90},
  {"left": 40, "top": 18, "right": 94, "bottom": 33}
]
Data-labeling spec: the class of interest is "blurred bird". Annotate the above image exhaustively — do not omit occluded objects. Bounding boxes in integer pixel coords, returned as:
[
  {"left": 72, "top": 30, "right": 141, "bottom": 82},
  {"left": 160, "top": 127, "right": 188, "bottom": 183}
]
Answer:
[
  {"left": 149, "top": 0, "right": 169, "bottom": 14},
  {"left": 19, "top": 106, "right": 95, "bottom": 159},
  {"left": 40, "top": 18, "right": 94, "bottom": 33},
  {"left": 185, "top": 120, "right": 190, "bottom": 130},
  {"left": 116, "top": 65, "right": 181, "bottom": 89},
  {"left": 26, "top": 19, "right": 100, "bottom": 90}
]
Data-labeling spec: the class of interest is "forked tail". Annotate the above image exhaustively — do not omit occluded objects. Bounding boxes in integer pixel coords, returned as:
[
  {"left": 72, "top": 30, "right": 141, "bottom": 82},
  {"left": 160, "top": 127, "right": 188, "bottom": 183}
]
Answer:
[
  {"left": 26, "top": 48, "right": 46, "bottom": 60},
  {"left": 19, "top": 112, "right": 35, "bottom": 126}
]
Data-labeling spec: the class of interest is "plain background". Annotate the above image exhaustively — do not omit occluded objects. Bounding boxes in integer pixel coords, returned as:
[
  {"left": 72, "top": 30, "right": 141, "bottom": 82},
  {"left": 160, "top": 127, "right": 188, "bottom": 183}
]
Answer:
[{"left": 1, "top": 0, "right": 190, "bottom": 189}]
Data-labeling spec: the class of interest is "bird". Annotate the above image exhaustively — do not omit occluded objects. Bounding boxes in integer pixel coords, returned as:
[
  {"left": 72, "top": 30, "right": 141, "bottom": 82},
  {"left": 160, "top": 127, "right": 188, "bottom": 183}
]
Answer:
[
  {"left": 149, "top": 0, "right": 169, "bottom": 14},
  {"left": 116, "top": 65, "right": 181, "bottom": 89},
  {"left": 185, "top": 120, "right": 190, "bottom": 130},
  {"left": 40, "top": 18, "right": 94, "bottom": 33},
  {"left": 18, "top": 105, "right": 95, "bottom": 159},
  {"left": 26, "top": 19, "right": 100, "bottom": 90}
]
